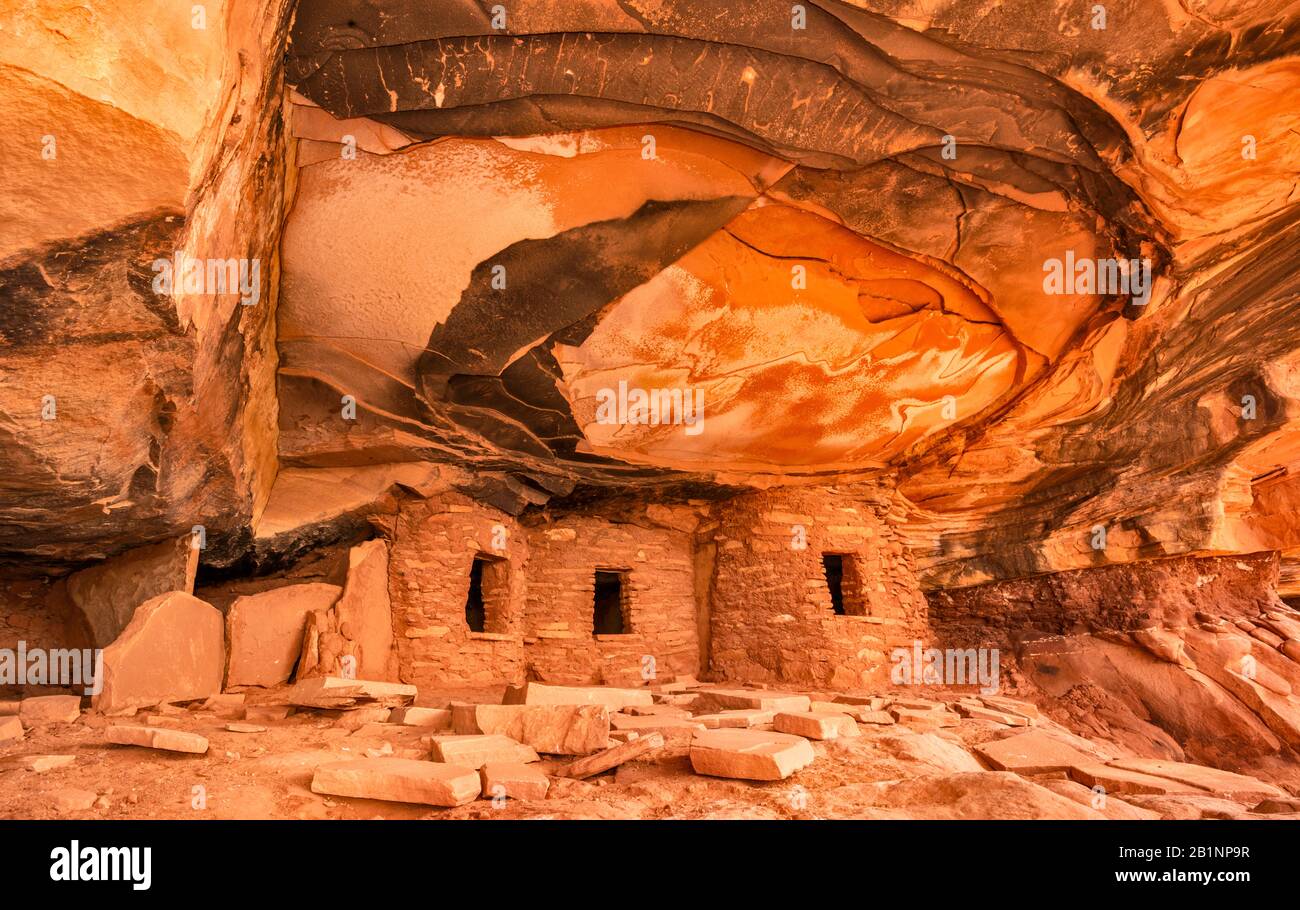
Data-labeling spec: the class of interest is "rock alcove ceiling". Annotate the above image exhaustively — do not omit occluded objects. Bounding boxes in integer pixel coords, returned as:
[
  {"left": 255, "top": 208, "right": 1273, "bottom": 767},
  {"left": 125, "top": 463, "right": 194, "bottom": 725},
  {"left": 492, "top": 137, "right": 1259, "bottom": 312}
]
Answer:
[
  {"left": 5, "top": 0, "right": 1300, "bottom": 830},
  {"left": 0, "top": 0, "right": 1297, "bottom": 594}
]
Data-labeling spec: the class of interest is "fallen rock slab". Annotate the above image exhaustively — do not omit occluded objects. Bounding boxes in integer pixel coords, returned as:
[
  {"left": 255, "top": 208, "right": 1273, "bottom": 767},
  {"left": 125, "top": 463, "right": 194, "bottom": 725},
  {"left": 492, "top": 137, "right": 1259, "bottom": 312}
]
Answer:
[
  {"left": 774, "top": 711, "right": 861, "bottom": 740},
  {"left": 954, "top": 702, "right": 1032, "bottom": 726},
  {"left": 1125, "top": 794, "right": 1250, "bottom": 820},
  {"left": 453, "top": 703, "right": 609, "bottom": 754},
  {"left": 18, "top": 754, "right": 76, "bottom": 773},
  {"left": 694, "top": 709, "right": 775, "bottom": 729},
  {"left": 312, "top": 758, "right": 479, "bottom": 807},
  {"left": 689, "top": 729, "right": 815, "bottom": 781},
  {"left": 287, "top": 676, "right": 416, "bottom": 709},
  {"left": 18, "top": 695, "right": 81, "bottom": 725},
  {"left": 1068, "top": 763, "right": 1205, "bottom": 796},
  {"left": 890, "top": 706, "right": 959, "bottom": 730},
  {"left": 426, "top": 734, "right": 539, "bottom": 769},
  {"left": 390, "top": 706, "right": 452, "bottom": 729},
  {"left": 1107, "top": 758, "right": 1286, "bottom": 801},
  {"left": 557, "top": 732, "right": 665, "bottom": 779},
  {"left": 106, "top": 724, "right": 209, "bottom": 754},
  {"left": 63, "top": 535, "right": 198, "bottom": 649},
  {"left": 1251, "top": 796, "right": 1300, "bottom": 814},
  {"left": 975, "top": 730, "right": 1096, "bottom": 775},
  {"left": 480, "top": 762, "right": 550, "bottom": 800},
  {"left": 978, "top": 695, "right": 1041, "bottom": 719},
  {"left": 226, "top": 583, "right": 340, "bottom": 687},
  {"left": 93, "top": 591, "right": 225, "bottom": 712},
  {"left": 834, "top": 694, "right": 888, "bottom": 710},
  {"left": 698, "top": 689, "right": 810, "bottom": 713},
  {"left": 503, "top": 682, "right": 652, "bottom": 710},
  {"left": 225, "top": 723, "right": 267, "bottom": 733}
]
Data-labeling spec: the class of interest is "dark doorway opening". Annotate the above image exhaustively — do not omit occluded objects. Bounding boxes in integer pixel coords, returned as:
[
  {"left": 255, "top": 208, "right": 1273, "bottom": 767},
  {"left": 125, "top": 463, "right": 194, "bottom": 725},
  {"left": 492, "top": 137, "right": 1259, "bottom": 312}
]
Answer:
[
  {"left": 465, "top": 557, "right": 489, "bottom": 632},
  {"left": 593, "top": 570, "right": 628, "bottom": 634},
  {"left": 822, "top": 554, "right": 846, "bottom": 615}
]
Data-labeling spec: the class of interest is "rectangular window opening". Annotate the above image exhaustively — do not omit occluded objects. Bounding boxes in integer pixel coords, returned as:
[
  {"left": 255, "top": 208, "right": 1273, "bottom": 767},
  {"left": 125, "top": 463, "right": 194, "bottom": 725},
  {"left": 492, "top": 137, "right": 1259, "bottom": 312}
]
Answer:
[
  {"left": 822, "top": 554, "right": 847, "bottom": 615},
  {"left": 822, "top": 553, "right": 867, "bottom": 616},
  {"left": 465, "top": 554, "right": 507, "bottom": 633},
  {"left": 594, "top": 570, "right": 629, "bottom": 635}
]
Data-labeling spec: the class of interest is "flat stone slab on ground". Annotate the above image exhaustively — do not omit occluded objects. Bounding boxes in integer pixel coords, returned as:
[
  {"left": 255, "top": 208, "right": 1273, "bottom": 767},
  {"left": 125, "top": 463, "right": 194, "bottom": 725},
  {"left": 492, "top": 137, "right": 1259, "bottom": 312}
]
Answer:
[
  {"left": 1107, "top": 758, "right": 1285, "bottom": 801},
  {"left": 287, "top": 677, "right": 416, "bottom": 709},
  {"left": 694, "top": 709, "right": 775, "bottom": 729},
  {"left": 979, "top": 695, "right": 1041, "bottom": 719},
  {"left": 774, "top": 711, "right": 861, "bottom": 740},
  {"left": 18, "top": 754, "right": 76, "bottom": 773},
  {"left": 834, "top": 694, "right": 888, "bottom": 710},
  {"left": 954, "top": 702, "right": 1032, "bottom": 726},
  {"left": 689, "top": 729, "right": 815, "bottom": 781},
  {"left": 502, "top": 682, "right": 652, "bottom": 710},
  {"left": 480, "top": 762, "right": 550, "bottom": 800},
  {"left": 426, "top": 734, "right": 539, "bottom": 768},
  {"left": 106, "top": 724, "right": 209, "bottom": 754},
  {"left": 1068, "top": 763, "right": 1205, "bottom": 796},
  {"left": 19, "top": 695, "right": 82, "bottom": 725},
  {"left": 975, "top": 730, "right": 1095, "bottom": 775},
  {"left": 890, "top": 706, "right": 960, "bottom": 729},
  {"left": 390, "top": 706, "right": 452, "bottom": 729},
  {"left": 453, "top": 703, "right": 609, "bottom": 754},
  {"left": 312, "top": 758, "right": 479, "bottom": 807},
  {"left": 225, "top": 723, "right": 267, "bottom": 733},
  {"left": 697, "top": 689, "right": 811, "bottom": 712}
]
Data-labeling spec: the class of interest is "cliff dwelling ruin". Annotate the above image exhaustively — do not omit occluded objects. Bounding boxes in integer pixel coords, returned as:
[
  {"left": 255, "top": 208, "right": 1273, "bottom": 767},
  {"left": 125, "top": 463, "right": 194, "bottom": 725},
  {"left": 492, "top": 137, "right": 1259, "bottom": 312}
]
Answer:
[{"left": 2, "top": 0, "right": 1300, "bottom": 843}]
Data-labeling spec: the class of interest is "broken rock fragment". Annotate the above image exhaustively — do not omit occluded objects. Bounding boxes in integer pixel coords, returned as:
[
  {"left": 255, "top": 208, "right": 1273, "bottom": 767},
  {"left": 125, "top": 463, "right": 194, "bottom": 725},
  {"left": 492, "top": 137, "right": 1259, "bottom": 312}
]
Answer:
[
  {"left": 557, "top": 732, "right": 666, "bottom": 780},
  {"left": 18, "top": 695, "right": 82, "bottom": 725},
  {"left": 426, "top": 734, "right": 539, "bottom": 769},
  {"left": 106, "top": 724, "right": 209, "bottom": 754},
  {"left": 480, "top": 762, "right": 550, "bottom": 801},
  {"left": 287, "top": 676, "right": 416, "bottom": 709},
  {"left": 452, "top": 703, "right": 609, "bottom": 754},
  {"left": 312, "top": 758, "right": 480, "bottom": 807},
  {"left": 390, "top": 706, "right": 452, "bottom": 729}
]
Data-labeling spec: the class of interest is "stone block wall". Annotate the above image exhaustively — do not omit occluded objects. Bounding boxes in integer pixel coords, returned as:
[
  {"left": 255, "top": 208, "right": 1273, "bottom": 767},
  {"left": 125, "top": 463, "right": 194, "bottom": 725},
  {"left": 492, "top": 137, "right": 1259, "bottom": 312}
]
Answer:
[
  {"left": 707, "top": 483, "right": 929, "bottom": 689},
  {"left": 387, "top": 493, "right": 528, "bottom": 688},
  {"left": 521, "top": 516, "right": 699, "bottom": 687}
]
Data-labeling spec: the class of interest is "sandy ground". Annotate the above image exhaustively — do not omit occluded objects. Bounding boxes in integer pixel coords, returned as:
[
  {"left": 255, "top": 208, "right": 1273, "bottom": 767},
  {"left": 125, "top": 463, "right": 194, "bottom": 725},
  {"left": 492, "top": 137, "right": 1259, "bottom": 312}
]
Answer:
[{"left": 2, "top": 685, "right": 1298, "bottom": 821}]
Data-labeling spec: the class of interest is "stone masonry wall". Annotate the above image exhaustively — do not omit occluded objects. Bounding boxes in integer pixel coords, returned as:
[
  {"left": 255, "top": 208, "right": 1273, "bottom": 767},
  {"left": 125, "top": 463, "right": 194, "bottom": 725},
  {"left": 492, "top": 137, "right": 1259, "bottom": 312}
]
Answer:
[
  {"left": 522, "top": 515, "right": 698, "bottom": 687},
  {"left": 708, "top": 483, "right": 929, "bottom": 689},
  {"left": 387, "top": 492, "right": 528, "bottom": 688}
]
